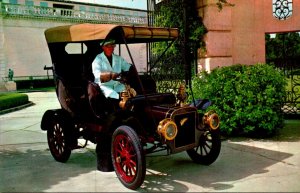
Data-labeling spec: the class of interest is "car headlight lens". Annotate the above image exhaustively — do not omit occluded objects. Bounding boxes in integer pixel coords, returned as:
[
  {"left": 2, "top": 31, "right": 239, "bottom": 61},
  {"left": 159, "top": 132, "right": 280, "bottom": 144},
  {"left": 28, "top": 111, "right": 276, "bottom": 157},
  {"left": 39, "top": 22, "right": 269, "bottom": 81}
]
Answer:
[
  {"left": 157, "top": 118, "right": 178, "bottom": 140},
  {"left": 203, "top": 110, "right": 220, "bottom": 130}
]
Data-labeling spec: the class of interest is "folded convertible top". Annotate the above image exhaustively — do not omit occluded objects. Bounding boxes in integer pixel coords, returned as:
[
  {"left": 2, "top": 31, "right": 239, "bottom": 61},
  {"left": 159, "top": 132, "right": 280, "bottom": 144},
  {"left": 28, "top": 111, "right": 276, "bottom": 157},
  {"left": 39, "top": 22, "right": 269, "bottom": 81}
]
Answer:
[{"left": 45, "top": 23, "right": 179, "bottom": 44}]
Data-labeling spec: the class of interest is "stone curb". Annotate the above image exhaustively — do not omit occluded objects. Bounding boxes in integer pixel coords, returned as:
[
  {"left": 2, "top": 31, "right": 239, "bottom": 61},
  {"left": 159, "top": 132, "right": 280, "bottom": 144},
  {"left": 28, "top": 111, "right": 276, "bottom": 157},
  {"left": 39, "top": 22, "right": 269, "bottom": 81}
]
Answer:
[{"left": 0, "top": 101, "right": 35, "bottom": 115}]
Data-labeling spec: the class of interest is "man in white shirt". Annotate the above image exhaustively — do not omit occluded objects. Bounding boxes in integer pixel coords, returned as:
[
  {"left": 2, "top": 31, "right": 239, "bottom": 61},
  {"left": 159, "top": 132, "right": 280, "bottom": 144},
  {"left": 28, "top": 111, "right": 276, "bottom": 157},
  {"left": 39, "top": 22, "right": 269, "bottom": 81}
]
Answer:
[{"left": 92, "top": 39, "right": 131, "bottom": 99}]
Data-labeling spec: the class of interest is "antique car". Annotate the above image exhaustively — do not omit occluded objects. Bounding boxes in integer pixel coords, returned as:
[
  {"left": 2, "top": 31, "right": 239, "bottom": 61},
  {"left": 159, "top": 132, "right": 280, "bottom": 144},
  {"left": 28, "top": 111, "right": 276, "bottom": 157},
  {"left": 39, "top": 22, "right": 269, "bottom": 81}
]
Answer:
[{"left": 41, "top": 23, "right": 221, "bottom": 190}]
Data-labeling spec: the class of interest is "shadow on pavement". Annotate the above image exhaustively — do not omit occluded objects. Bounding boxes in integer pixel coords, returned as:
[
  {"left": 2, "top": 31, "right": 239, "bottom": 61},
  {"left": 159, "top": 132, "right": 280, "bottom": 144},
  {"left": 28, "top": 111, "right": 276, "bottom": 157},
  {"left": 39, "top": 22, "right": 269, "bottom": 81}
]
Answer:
[
  {"left": 0, "top": 121, "right": 298, "bottom": 192},
  {"left": 141, "top": 141, "right": 293, "bottom": 192},
  {"left": 0, "top": 141, "right": 295, "bottom": 192},
  {"left": 0, "top": 146, "right": 97, "bottom": 192}
]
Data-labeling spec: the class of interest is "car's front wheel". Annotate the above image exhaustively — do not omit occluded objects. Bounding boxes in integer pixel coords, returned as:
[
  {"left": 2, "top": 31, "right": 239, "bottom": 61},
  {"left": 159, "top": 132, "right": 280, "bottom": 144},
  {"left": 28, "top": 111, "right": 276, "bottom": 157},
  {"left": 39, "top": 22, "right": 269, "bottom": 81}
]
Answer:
[
  {"left": 111, "top": 126, "right": 146, "bottom": 190},
  {"left": 187, "top": 129, "right": 221, "bottom": 165}
]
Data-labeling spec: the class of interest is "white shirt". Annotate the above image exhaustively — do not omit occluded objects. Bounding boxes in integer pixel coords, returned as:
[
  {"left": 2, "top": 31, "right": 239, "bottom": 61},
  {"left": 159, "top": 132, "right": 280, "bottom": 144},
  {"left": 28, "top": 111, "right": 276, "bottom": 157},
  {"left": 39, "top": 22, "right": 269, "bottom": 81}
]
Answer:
[{"left": 92, "top": 52, "right": 131, "bottom": 99}]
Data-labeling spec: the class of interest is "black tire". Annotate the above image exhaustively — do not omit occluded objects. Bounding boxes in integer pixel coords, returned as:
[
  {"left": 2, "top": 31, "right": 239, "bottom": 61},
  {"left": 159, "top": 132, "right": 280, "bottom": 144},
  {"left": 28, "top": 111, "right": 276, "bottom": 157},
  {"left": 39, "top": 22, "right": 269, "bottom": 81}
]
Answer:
[
  {"left": 47, "top": 113, "right": 72, "bottom": 163},
  {"left": 111, "top": 126, "right": 146, "bottom": 190},
  {"left": 187, "top": 129, "right": 221, "bottom": 165}
]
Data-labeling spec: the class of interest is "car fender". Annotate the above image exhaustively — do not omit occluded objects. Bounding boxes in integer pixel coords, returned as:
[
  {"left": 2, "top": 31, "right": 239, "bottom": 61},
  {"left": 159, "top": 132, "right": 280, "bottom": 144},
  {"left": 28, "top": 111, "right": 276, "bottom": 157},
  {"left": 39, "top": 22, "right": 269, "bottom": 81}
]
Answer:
[
  {"left": 106, "top": 110, "right": 139, "bottom": 133},
  {"left": 40, "top": 109, "right": 71, "bottom": 131}
]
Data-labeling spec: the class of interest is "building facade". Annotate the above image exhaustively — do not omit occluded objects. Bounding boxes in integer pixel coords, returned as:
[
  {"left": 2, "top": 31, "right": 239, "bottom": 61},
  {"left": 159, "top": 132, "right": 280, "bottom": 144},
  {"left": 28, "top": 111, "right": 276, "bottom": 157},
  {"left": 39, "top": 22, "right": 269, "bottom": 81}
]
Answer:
[
  {"left": 197, "top": 0, "right": 300, "bottom": 72},
  {"left": 1, "top": 0, "right": 299, "bottom": 91},
  {"left": 0, "top": 0, "right": 148, "bottom": 90}
]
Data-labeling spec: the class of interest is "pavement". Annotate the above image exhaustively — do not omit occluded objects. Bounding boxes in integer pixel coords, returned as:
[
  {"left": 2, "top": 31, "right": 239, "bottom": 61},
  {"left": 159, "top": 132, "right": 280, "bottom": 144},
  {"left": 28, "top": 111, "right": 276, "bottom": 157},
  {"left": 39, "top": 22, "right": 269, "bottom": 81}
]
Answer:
[{"left": 0, "top": 91, "right": 300, "bottom": 192}]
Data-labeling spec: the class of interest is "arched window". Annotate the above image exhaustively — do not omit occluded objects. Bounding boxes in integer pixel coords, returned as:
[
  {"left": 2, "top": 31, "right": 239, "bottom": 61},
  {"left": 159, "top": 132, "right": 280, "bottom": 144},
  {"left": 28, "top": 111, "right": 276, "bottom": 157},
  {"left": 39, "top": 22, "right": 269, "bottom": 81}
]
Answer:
[{"left": 273, "top": 0, "right": 293, "bottom": 20}]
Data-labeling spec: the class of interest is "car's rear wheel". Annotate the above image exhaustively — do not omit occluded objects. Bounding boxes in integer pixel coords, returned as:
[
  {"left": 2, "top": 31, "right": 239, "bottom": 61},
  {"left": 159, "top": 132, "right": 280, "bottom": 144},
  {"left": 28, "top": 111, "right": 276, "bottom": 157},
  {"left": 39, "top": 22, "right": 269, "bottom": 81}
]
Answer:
[
  {"left": 111, "top": 126, "right": 145, "bottom": 190},
  {"left": 47, "top": 114, "right": 72, "bottom": 163},
  {"left": 187, "top": 129, "right": 221, "bottom": 165}
]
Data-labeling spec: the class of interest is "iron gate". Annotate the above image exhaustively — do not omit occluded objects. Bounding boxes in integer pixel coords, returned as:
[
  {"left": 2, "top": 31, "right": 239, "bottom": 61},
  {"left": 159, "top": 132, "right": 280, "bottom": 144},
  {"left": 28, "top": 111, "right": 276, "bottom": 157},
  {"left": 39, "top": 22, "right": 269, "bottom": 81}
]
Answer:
[
  {"left": 146, "top": 0, "right": 192, "bottom": 94},
  {"left": 266, "top": 32, "right": 300, "bottom": 117},
  {"left": 270, "top": 57, "right": 300, "bottom": 116}
]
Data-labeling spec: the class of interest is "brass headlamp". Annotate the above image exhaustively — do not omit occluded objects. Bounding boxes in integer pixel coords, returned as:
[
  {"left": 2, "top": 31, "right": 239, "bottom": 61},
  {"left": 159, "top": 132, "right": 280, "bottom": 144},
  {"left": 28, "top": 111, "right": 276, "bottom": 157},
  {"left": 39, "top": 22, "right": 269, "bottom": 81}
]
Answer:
[
  {"left": 203, "top": 110, "right": 220, "bottom": 130},
  {"left": 157, "top": 118, "right": 178, "bottom": 141}
]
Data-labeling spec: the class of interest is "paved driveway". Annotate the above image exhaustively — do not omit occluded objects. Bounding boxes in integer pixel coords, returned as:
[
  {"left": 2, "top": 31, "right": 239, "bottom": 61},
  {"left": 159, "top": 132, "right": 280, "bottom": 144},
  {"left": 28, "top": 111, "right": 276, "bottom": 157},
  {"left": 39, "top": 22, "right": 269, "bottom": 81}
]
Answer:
[{"left": 0, "top": 92, "right": 299, "bottom": 192}]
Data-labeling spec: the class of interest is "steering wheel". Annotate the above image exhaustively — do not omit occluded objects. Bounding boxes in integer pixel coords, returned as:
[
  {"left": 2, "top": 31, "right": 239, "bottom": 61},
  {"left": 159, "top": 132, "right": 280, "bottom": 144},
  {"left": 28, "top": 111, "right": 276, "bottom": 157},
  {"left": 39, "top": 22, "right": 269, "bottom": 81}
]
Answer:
[{"left": 115, "top": 71, "right": 129, "bottom": 84}]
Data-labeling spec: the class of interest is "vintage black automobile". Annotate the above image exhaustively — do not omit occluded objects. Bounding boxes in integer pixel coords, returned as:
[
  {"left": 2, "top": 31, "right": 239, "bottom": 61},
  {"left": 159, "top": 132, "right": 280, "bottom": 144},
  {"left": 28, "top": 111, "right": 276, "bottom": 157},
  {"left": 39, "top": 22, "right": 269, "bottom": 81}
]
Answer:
[{"left": 41, "top": 23, "right": 221, "bottom": 190}]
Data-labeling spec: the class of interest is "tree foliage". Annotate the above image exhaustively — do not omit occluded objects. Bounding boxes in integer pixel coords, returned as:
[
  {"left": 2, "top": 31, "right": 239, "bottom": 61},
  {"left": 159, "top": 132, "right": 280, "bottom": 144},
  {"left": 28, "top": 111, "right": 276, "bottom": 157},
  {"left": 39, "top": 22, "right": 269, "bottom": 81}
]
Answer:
[
  {"left": 152, "top": 0, "right": 234, "bottom": 55},
  {"left": 153, "top": 0, "right": 207, "bottom": 55},
  {"left": 266, "top": 32, "right": 300, "bottom": 60}
]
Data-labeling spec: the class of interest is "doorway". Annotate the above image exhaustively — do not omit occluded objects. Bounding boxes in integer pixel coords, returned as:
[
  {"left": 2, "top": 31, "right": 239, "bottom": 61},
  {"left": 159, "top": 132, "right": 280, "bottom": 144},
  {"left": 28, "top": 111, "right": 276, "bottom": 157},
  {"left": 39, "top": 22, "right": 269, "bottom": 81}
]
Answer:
[{"left": 266, "top": 32, "right": 300, "bottom": 117}]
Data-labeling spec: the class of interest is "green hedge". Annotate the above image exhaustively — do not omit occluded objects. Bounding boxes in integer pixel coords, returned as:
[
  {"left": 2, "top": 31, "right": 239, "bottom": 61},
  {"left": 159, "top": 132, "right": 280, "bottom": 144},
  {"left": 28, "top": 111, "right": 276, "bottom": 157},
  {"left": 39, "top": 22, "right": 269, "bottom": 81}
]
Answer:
[
  {"left": 191, "top": 63, "right": 287, "bottom": 137},
  {"left": 15, "top": 79, "right": 55, "bottom": 90},
  {"left": 0, "top": 93, "right": 29, "bottom": 111}
]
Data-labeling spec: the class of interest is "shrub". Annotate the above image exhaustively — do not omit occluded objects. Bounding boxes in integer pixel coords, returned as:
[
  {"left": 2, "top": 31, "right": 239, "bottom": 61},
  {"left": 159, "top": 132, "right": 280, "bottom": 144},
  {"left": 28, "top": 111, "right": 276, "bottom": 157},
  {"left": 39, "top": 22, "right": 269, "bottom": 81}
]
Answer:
[
  {"left": 15, "top": 79, "right": 55, "bottom": 90},
  {"left": 0, "top": 93, "right": 29, "bottom": 111},
  {"left": 190, "top": 63, "right": 287, "bottom": 137}
]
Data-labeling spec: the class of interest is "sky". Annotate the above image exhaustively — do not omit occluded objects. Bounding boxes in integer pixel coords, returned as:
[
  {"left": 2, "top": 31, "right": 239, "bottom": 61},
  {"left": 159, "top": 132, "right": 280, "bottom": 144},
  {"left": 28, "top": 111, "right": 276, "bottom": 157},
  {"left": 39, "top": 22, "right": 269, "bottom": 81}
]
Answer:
[{"left": 71, "top": 0, "right": 147, "bottom": 10}]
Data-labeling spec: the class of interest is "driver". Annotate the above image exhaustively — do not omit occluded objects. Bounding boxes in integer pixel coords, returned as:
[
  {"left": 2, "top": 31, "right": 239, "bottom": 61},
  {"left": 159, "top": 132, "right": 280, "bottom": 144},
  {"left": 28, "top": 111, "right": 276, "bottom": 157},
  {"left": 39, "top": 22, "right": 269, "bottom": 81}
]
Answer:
[{"left": 92, "top": 39, "right": 131, "bottom": 99}]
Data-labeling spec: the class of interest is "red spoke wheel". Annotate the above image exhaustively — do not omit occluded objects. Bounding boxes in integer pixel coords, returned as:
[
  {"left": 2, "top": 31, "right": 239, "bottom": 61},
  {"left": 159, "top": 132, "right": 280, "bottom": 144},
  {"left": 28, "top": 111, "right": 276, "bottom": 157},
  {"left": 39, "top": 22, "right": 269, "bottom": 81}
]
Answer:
[
  {"left": 187, "top": 129, "right": 221, "bottom": 165},
  {"left": 111, "top": 126, "right": 145, "bottom": 190},
  {"left": 47, "top": 114, "right": 71, "bottom": 163}
]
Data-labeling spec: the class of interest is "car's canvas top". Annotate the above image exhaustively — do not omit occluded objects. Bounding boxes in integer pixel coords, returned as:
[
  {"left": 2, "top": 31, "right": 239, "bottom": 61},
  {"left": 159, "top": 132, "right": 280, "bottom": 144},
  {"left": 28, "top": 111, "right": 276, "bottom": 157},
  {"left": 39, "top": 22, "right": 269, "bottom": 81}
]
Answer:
[{"left": 45, "top": 23, "right": 179, "bottom": 43}]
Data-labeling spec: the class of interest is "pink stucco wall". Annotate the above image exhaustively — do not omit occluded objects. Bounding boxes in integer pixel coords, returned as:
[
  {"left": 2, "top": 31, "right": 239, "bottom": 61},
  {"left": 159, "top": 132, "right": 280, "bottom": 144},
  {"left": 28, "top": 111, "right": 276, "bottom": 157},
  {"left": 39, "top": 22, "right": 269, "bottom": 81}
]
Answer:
[{"left": 197, "top": 0, "right": 300, "bottom": 72}]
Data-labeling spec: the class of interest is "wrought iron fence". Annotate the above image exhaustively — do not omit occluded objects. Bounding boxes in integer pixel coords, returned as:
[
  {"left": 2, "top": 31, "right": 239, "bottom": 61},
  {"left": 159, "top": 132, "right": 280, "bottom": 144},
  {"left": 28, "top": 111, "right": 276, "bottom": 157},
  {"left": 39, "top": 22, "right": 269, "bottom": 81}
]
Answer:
[{"left": 2, "top": 75, "right": 54, "bottom": 82}]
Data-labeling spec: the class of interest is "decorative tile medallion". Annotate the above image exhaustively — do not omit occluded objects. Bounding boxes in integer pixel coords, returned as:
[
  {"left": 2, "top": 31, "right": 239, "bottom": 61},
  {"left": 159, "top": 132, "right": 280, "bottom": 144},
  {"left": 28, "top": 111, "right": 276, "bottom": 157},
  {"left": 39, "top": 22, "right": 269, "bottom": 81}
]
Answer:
[{"left": 273, "top": 0, "right": 293, "bottom": 20}]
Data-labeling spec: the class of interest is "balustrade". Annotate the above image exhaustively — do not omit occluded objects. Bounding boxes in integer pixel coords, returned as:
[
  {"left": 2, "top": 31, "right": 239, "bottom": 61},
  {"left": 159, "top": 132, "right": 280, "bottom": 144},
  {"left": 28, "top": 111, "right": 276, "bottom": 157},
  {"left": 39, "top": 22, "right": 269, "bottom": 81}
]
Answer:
[{"left": 1, "top": 3, "right": 147, "bottom": 25}]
